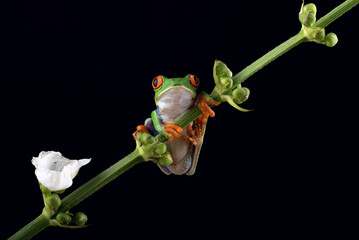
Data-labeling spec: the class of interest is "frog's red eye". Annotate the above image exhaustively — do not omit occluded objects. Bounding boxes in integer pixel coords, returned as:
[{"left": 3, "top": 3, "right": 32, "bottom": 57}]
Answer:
[
  {"left": 189, "top": 74, "right": 199, "bottom": 88},
  {"left": 152, "top": 76, "right": 163, "bottom": 90}
]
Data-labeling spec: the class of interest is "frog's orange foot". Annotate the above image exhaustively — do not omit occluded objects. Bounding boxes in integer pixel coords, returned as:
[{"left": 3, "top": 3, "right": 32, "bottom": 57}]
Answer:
[
  {"left": 163, "top": 123, "right": 182, "bottom": 141},
  {"left": 182, "top": 124, "right": 200, "bottom": 146},
  {"left": 197, "top": 94, "right": 221, "bottom": 118},
  {"left": 132, "top": 125, "right": 149, "bottom": 140}
]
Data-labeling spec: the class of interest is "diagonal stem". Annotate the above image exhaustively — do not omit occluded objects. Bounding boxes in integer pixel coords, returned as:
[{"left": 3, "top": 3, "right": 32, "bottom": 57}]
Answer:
[
  {"left": 8, "top": 215, "right": 50, "bottom": 240},
  {"left": 229, "top": 0, "right": 359, "bottom": 89},
  {"left": 58, "top": 149, "right": 144, "bottom": 213},
  {"left": 230, "top": 33, "right": 304, "bottom": 88},
  {"left": 314, "top": 0, "right": 359, "bottom": 27}
]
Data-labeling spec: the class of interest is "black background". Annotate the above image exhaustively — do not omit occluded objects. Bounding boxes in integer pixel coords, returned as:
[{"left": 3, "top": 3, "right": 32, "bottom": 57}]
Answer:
[{"left": 2, "top": 0, "right": 357, "bottom": 239}]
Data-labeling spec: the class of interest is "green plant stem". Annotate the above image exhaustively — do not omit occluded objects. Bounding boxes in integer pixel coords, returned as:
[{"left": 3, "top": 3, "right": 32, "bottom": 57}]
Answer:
[
  {"left": 8, "top": 215, "right": 50, "bottom": 240},
  {"left": 9, "top": 1, "right": 359, "bottom": 239},
  {"left": 314, "top": 0, "right": 359, "bottom": 28},
  {"left": 230, "top": 33, "right": 304, "bottom": 88},
  {"left": 156, "top": 106, "right": 203, "bottom": 142},
  {"left": 229, "top": 0, "right": 359, "bottom": 88},
  {"left": 58, "top": 149, "right": 144, "bottom": 213}
]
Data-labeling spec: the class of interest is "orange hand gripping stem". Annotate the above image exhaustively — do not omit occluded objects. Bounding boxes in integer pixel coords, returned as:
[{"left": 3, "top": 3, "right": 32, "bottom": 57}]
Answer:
[
  {"left": 197, "top": 94, "right": 220, "bottom": 118},
  {"left": 132, "top": 125, "right": 149, "bottom": 140},
  {"left": 163, "top": 123, "right": 182, "bottom": 141}
]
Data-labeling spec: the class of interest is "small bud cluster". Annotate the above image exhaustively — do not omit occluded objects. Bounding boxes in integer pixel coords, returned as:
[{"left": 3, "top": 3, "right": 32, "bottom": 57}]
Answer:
[
  {"left": 40, "top": 184, "right": 88, "bottom": 228},
  {"left": 56, "top": 212, "right": 88, "bottom": 227},
  {"left": 211, "top": 60, "right": 251, "bottom": 112},
  {"left": 299, "top": 2, "right": 338, "bottom": 47},
  {"left": 135, "top": 131, "right": 173, "bottom": 166}
]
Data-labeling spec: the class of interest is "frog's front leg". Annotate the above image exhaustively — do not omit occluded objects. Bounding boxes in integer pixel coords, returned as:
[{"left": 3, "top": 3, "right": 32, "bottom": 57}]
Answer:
[
  {"left": 197, "top": 92, "right": 221, "bottom": 122},
  {"left": 151, "top": 110, "right": 183, "bottom": 141}
]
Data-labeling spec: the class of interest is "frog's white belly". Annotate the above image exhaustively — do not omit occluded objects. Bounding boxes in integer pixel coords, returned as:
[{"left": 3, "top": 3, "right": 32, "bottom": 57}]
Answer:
[
  {"left": 157, "top": 87, "right": 195, "bottom": 174},
  {"left": 157, "top": 87, "right": 195, "bottom": 123}
]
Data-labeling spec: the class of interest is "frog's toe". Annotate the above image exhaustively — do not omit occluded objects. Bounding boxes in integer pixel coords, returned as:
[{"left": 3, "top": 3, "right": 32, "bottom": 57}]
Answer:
[
  {"left": 197, "top": 94, "right": 220, "bottom": 118},
  {"left": 198, "top": 101, "right": 215, "bottom": 117},
  {"left": 132, "top": 125, "right": 149, "bottom": 140},
  {"left": 163, "top": 123, "right": 182, "bottom": 141},
  {"left": 182, "top": 124, "right": 200, "bottom": 146}
]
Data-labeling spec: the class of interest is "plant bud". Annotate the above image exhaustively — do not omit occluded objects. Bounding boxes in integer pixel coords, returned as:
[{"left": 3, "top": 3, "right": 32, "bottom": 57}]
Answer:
[
  {"left": 215, "top": 61, "right": 233, "bottom": 78},
  {"left": 299, "top": 11, "right": 316, "bottom": 27},
  {"left": 315, "top": 28, "right": 325, "bottom": 41},
  {"left": 45, "top": 193, "right": 61, "bottom": 209},
  {"left": 220, "top": 77, "right": 233, "bottom": 90},
  {"left": 232, "top": 87, "right": 250, "bottom": 104},
  {"left": 140, "top": 132, "right": 156, "bottom": 145},
  {"left": 154, "top": 142, "right": 167, "bottom": 155},
  {"left": 324, "top": 33, "right": 338, "bottom": 47},
  {"left": 143, "top": 136, "right": 156, "bottom": 145},
  {"left": 158, "top": 154, "right": 173, "bottom": 166},
  {"left": 56, "top": 212, "right": 72, "bottom": 225},
  {"left": 139, "top": 132, "right": 150, "bottom": 143},
  {"left": 303, "top": 3, "right": 317, "bottom": 15},
  {"left": 72, "top": 212, "right": 88, "bottom": 226}
]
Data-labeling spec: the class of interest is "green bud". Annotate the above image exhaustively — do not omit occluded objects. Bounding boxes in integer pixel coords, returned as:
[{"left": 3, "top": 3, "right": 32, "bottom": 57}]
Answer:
[
  {"left": 158, "top": 157, "right": 172, "bottom": 166},
  {"left": 299, "top": 11, "right": 316, "bottom": 27},
  {"left": 143, "top": 136, "right": 156, "bottom": 145},
  {"left": 315, "top": 28, "right": 325, "bottom": 41},
  {"left": 220, "top": 77, "right": 233, "bottom": 90},
  {"left": 139, "top": 132, "right": 156, "bottom": 145},
  {"left": 303, "top": 3, "right": 317, "bottom": 15},
  {"left": 215, "top": 61, "right": 232, "bottom": 79},
  {"left": 232, "top": 87, "right": 250, "bottom": 104},
  {"left": 56, "top": 212, "right": 72, "bottom": 225},
  {"left": 158, "top": 152, "right": 173, "bottom": 166},
  {"left": 45, "top": 193, "right": 61, "bottom": 209},
  {"left": 139, "top": 132, "right": 150, "bottom": 142},
  {"left": 154, "top": 142, "right": 167, "bottom": 155},
  {"left": 72, "top": 212, "right": 88, "bottom": 226},
  {"left": 324, "top": 32, "right": 338, "bottom": 47}
]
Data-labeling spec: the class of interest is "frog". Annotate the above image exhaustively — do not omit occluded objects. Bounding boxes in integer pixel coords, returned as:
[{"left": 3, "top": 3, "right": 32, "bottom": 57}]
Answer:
[{"left": 133, "top": 74, "right": 220, "bottom": 175}]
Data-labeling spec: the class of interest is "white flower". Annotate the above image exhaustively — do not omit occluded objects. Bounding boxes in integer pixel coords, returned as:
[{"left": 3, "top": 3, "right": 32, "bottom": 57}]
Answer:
[{"left": 31, "top": 151, "right": 91, "bottom": 192}]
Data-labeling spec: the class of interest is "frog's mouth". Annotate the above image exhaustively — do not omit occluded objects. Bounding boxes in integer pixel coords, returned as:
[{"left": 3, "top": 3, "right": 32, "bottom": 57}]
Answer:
[{"left": 157, "top": 86, "right": 196, "bottom": 100}]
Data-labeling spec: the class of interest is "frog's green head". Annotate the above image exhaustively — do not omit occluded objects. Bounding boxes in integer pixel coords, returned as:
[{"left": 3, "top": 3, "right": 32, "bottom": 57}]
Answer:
[{"left": 152, "top": 74, "right": 200, "bottom": 104}]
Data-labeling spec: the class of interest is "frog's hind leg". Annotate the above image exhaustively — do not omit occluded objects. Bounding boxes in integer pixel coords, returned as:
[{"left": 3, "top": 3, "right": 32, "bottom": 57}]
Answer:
[{"left": 182, "top": 124, "right": 200, "bottom": 146}]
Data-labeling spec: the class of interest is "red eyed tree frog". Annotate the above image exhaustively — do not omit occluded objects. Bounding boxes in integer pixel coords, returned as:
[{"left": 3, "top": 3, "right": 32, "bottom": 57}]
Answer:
[{"left": 133, "top": 74, "right": 220, "bottom": 175}]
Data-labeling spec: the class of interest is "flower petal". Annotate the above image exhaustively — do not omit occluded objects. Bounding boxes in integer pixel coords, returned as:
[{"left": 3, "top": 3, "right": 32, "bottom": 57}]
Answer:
[
  {"left": 67, "top": 158, "right": 91, "bottom": 179},
  {"left": 34, "top": 168, "right": 73, "bottom": 192},
  {"left": 32, "top": 151, "right": 91, "bottom": 191},
  {"left": 78, "top": 158, "right": 91, "bottom": 166}
]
